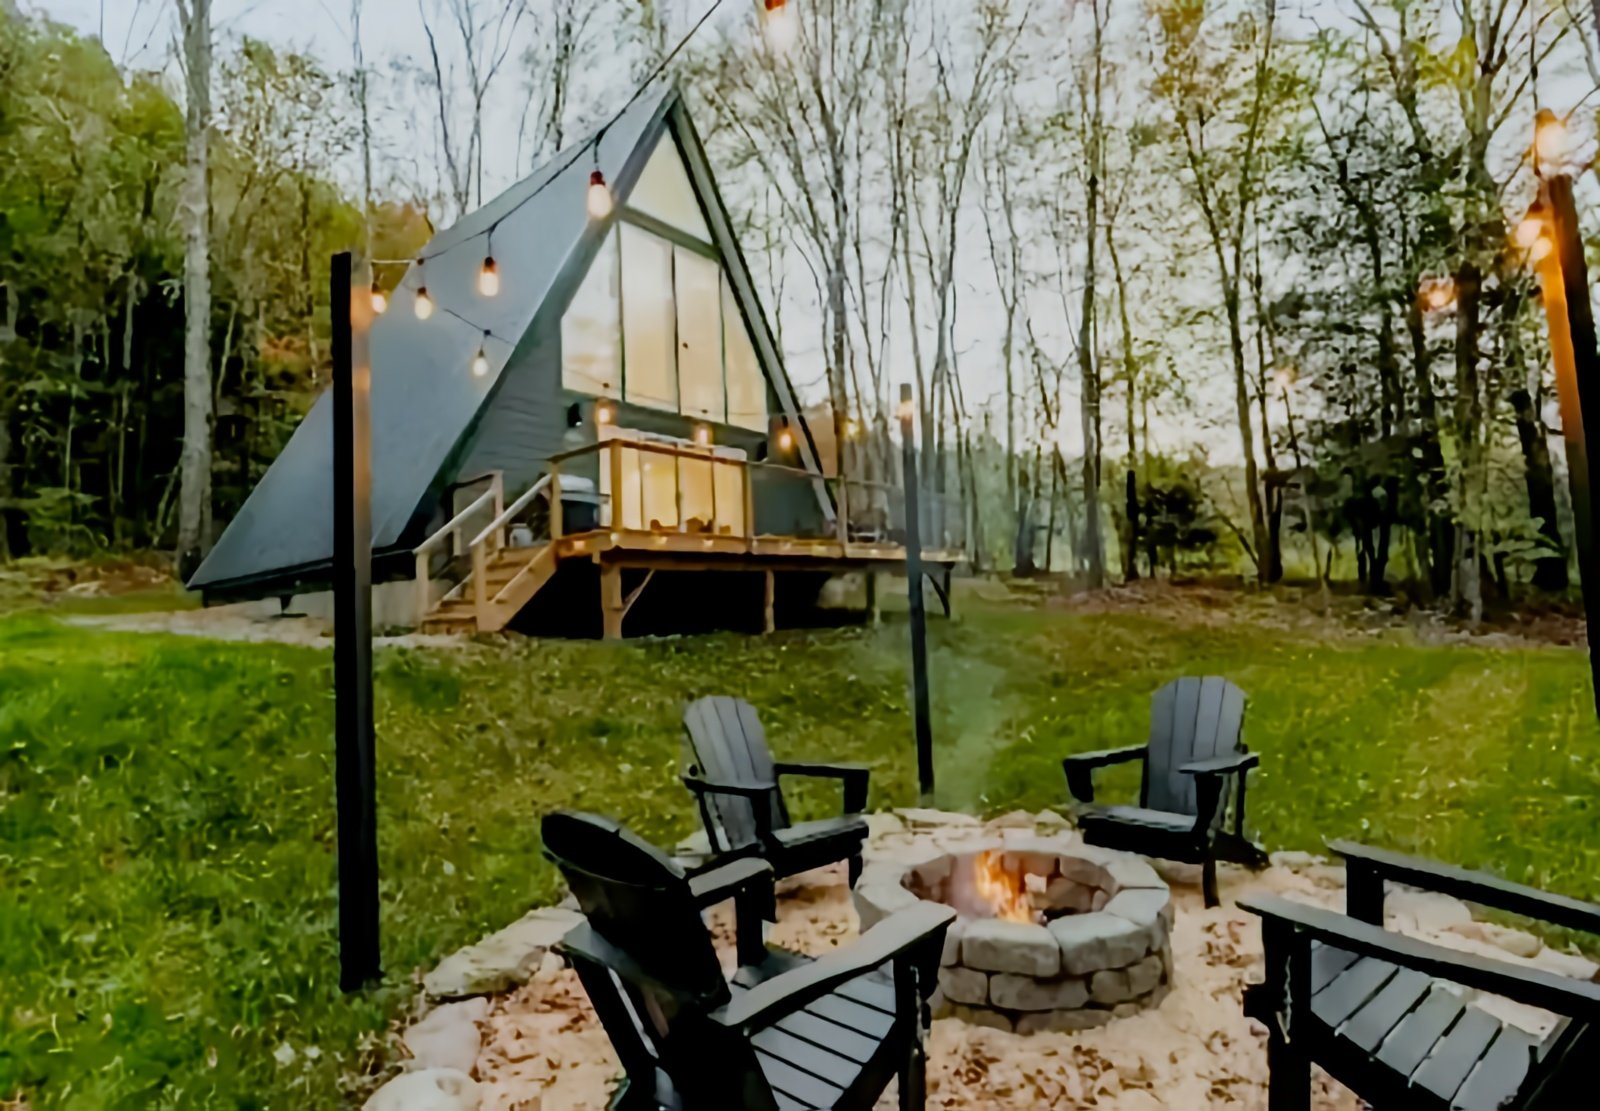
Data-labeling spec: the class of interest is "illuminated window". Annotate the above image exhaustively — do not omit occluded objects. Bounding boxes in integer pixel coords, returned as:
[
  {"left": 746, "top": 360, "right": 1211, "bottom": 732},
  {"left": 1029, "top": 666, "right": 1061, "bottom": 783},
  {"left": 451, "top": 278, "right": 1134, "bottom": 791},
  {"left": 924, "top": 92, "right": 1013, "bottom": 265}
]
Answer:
[
  {"left": 621, "top": 224, "right": 678, "bottom": 412},
  {"left": 675, "top": 248, "right": 724, "bottom": 422},
  {"left": 561, "top": 227, "right": 620, "bottom": 396},
  {"left": 628, "top": 135, "right": 711, "bottom": 241},
  {"left": 723, "top": 274, "right": 767, "bottom": 432}
]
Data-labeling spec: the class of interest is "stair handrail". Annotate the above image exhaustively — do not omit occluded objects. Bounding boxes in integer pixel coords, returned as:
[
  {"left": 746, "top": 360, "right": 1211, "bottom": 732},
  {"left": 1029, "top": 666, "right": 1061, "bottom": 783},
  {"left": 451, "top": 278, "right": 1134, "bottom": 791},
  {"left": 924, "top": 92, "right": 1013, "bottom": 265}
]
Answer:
[
  {"left": 471, "top": 472, "right": 553, "bottom": 551},
  {"left": 469, "top": 473, "right": 554, "bottom": 627},
  {"left": 414, "top": 472, "right": 503, "bottom": 624}
]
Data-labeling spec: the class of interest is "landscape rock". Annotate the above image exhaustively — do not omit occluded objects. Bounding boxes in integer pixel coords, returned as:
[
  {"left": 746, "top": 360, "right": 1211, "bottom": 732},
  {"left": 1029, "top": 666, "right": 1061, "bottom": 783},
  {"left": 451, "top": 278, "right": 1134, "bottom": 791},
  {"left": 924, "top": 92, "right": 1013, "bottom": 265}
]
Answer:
[
  {"left": 1042, "top": 877, "right": 1096, "bottom": 914},
  {"left": 1385, "top": 889, "right": 1473, "bottom": 935},
  {"left": 403, "top": 999, "right": 487, "bottom": 1075},
  {"left": 1447, "top": 921, "right": 1542, "bottom": 959},
  {"left": 1033, "top": 810, "right": 1073, "bottom": 833},
  {"left": 864, "top": 811, "right": 906, "bottom": 839},
  {"left": 363, "top": 1068, "right": 480, "bottom": 1111},
  {"left": 947, "top": 1004, "right": 1014, "bottom": 1032},
  {"left": 1057, "top": 845, "right": 1118, "bottom": 886},
  {"left": 1305, "top": 864, "right": 1347, "bottom": 890},
  {"left": 988, "top": 973, "right": 1089, "bottom": 1012},
  {"left": 424, "top": 908, "right": 583, "bottom": 999},
  {"left": 1051, "top": 912, "right": 1151, "bottom": 976},
  {"left": 1013, "top": 1008, "right": 1113, "bottom": 1035},
  {"left": 894, "top": 808, "right": 979, "bottom": 830},
  {"left": 984, "top": 809, "right": 1037, "bottom": 831},
  {"left": 962, "top": 920, "right": 1062, "bottom": 976},
  {"left": 938, "top": 966, "right": 989, "bottom": 1006},
  {"left": 1268, "top": 850, "right": 1326, "bottom": 871}
]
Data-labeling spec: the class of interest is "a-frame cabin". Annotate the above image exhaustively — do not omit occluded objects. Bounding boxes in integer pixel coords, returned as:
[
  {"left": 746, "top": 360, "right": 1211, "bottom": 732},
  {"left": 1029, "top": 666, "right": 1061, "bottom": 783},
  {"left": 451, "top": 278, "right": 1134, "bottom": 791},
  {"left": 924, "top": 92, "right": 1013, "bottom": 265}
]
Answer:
[{"left": 190, "top": 85, "right": 962, "bottom": 638}]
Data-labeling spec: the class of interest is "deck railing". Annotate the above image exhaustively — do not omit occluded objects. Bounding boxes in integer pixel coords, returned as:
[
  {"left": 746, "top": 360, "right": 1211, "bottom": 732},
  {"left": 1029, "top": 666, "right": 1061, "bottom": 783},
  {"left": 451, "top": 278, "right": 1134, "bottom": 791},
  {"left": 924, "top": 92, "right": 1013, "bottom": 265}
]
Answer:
[
  {"left": 413, "top": 471, "right": 503, "bottom": 617},
  {"left": 545, "top": 439, "right": 967, "bottom": 554}
]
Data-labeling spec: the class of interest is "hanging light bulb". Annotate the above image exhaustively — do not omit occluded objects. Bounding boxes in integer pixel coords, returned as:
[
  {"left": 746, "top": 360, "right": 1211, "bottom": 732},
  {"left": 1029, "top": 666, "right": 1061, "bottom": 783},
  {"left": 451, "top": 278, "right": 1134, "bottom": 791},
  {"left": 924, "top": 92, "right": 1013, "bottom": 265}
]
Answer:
[
  {"left": 595, "top": 399, "right": 615, "bottom": 425},
  {"left": 1516, "top": 211, "right": 1546, "bottom": 250},
  {"left": 777, "top": 422, "right": 794, "bottom": 451},
  {"left": 587, "top": 169, "right": 613, "bottom": 220},
  {"left": 472, "top": 333, "right": 491, "bottom": 378},
  {"left": 693, "top": 423, "right": 712, "bottom": 446},
  {"left": 370, "top": 282, "right": 388, "bottom": 315},
  {"left": 763, "top": 0, "right": 799, "bottom": 53},
  {"left": 1535, "top": 109, "right": 1568, "bottom": 167},
  {"left": 413, "top": 259, "right": 434, "bottom": 320},
  {"left": 478, "top": 255, "right": 500, "bottom": 297},
  {"left": 843, "top": 417, "right": 860, "bottom": 439},
  {"left": 1531, "top": 234, "right": 1555, "bottom": 264}
]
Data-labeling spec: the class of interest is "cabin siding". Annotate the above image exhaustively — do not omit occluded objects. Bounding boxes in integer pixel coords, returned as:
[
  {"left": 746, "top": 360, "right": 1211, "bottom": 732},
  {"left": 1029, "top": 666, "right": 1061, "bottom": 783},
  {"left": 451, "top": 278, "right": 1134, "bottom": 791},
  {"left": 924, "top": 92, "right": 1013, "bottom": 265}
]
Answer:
[{"left": 456, "top": 320, "right": 568, "bottom": 495}]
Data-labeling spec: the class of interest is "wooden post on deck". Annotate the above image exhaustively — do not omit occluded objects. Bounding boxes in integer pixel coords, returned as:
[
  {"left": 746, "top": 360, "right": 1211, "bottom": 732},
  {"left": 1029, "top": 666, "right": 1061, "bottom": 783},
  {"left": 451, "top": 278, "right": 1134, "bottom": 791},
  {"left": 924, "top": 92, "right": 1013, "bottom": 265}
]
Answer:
[
  {"left": 762, "top": 569, "right": 776, "bottom": 634},
  {"left": 330, "top": 251, "right": 381, "bottom": 992}
]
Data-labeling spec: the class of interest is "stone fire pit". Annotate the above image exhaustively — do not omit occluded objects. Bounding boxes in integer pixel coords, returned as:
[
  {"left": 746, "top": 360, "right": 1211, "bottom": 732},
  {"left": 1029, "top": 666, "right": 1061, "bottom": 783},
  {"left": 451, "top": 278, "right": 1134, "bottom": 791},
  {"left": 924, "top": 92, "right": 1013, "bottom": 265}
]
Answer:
[{"left": 854, "top": 836, "right": 1174, "bottom": 1034}]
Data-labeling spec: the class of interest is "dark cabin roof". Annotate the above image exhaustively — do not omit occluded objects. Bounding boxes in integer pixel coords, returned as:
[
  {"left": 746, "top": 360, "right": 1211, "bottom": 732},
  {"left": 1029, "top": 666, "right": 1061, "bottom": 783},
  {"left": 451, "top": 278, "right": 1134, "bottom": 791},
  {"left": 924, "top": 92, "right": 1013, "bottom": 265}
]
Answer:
[{"left": 190, "top": 84, "right": 821, "bottom": 599}]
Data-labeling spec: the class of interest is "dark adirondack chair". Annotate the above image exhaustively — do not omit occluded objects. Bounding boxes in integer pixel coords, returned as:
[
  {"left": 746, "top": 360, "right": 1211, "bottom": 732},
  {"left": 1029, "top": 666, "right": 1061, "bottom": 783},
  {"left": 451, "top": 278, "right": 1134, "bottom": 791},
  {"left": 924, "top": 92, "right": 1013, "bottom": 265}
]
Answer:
[
  {"left": 1242, "top": 841, "right": 1600, "bottom": 1110},
  {"left": 1062, "top": 676, "right": 1264, "bottom": 907},
  {"left": 543, "top": 810, "right": 956, "bottom": 1111},
  {"left": 682, "top": 696, "right": 871, "bottom": 887}
]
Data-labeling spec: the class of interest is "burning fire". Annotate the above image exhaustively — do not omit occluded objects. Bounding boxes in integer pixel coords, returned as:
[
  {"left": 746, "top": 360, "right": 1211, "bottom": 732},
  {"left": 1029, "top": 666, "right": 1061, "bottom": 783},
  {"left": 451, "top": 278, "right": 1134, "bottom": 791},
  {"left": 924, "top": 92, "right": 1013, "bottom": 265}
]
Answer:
[{"left": 971, "top": 850, "right": 1040, "bottom": 925}]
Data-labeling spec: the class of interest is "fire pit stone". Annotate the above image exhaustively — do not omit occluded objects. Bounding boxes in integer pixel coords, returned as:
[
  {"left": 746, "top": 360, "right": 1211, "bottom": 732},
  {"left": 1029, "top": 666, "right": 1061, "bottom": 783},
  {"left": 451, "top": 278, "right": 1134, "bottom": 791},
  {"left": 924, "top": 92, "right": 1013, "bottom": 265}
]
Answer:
[{"left": 855, "top": 830, "right": 1174, "bottom": 1033}]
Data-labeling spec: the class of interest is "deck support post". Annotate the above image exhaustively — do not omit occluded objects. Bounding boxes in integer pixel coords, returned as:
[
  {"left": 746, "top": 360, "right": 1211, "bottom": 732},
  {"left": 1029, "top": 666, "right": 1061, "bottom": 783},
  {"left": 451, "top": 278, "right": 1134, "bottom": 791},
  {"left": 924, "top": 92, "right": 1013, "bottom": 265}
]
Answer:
[
  {"left": 601, "top": 562, "right": 625, "bottom": 640},
  {"left": 762, "top": 570, "right": 776, "bottom": 634},
  {"left": 865, "top": 570, "right": 879, "bottom": 625}
]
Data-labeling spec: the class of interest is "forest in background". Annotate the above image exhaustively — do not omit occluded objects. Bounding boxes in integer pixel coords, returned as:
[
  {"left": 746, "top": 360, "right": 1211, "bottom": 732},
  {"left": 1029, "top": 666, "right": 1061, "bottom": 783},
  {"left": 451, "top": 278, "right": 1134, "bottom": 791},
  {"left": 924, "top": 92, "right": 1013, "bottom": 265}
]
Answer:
[{"left": 3, "top": 0, "right": 1600, "bottom": 622}]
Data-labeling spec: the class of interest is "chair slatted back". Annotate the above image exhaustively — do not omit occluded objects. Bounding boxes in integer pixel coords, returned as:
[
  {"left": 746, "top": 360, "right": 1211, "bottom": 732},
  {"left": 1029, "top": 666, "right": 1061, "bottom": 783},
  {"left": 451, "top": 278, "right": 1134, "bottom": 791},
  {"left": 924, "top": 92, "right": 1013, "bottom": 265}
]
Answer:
[
  {"left": 683, "top": 696, "right": 790, "bottom": 849},
  {"left": 542, "top": 811, "right": 771, "bottom": 1108},
  {"left": 1142, "top": 676, "right": 1248, "bottom": 818}
]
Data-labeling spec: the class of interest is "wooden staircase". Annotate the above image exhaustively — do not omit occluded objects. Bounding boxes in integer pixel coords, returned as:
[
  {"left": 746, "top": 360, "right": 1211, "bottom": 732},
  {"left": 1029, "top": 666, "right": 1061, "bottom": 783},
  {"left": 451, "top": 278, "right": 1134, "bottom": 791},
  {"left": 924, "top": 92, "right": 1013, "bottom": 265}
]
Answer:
[{"left": 420, "top": 542, "right": 560, "bottom": 634}]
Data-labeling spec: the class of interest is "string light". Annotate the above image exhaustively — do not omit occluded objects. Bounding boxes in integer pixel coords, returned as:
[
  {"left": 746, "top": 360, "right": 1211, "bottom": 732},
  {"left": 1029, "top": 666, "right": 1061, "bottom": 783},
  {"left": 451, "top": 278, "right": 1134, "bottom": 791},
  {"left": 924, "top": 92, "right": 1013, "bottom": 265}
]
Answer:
[
  {"left": 1535, "top": 109, "right": 1568, "bottom": 168},
  {"left": 478, "top": 255, "right": 500, "bottom": 297},
  {"left": 843, "top": 417, "right": 859, "bottom": 438},
  {"left": 595, "top": 399, "right": 615, "bottom": 425},
  {"left": 370, "top": 282, "right": 388, "bottom": 315},
  {"left": 693, "top": 423, "right": 712, "bottom": 446},
  {"left": 777, "top": 422, "right": 794, "bottom": 451},
  {"left": 472, "top": 333, "right": 491, "bottom": 377},
  {"left": 1516, "top": 211, "right": 1546, "bottom": 249},
  {"left": 1531, "top": 235, "right": 1555, "bottom": 264},
  {"left": 763, "top": 0, "right": 799, "bottom": 53},
  {"left": 1421, "top": 278, "right": 1455, "bottom": 312},
  {"left": 587, "top": 169, "right": 613, "bottom": 221},
  {"left": 413, "top": 260, "right": 434, "bottom": 320}
]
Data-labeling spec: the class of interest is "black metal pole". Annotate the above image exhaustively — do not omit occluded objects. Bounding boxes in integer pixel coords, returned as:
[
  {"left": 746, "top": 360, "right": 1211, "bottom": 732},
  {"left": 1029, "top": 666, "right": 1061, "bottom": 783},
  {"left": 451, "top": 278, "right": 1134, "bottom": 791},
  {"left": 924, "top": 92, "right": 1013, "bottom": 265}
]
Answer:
[
  {"left": 899, "top": 384, "right": 935, "bottom": 803},
  {"left": 1543, "top": 177, "right": 1600, "bottom": 722},
  {"left": 331, "top": 250, "right": 381, "bottom": 991}
]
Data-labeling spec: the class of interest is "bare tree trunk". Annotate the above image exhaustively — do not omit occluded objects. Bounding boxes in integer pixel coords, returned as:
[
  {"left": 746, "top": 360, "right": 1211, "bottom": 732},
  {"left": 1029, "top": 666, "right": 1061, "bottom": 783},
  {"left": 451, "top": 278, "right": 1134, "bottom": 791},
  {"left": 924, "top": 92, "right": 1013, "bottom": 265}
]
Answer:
[{"left": 176, "top": 0, "right": 213, "bottom": 578}]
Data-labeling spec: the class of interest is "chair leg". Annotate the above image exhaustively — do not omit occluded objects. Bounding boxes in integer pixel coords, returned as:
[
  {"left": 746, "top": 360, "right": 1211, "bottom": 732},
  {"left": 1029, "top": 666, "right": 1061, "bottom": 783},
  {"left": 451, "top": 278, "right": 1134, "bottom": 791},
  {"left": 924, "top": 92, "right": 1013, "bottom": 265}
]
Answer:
[
  {"left": 848, "top": 853, "right": 863, "bottom": 889},
  {"left": 1202, "top": 855, "right": 1219, "bottom": 909},
  {"left": 1266, "top": 1028, "right": 1311, "bottom": 1111},
  {"left": 898, "top": 1029, "right": 927, "bottom": 1110}
]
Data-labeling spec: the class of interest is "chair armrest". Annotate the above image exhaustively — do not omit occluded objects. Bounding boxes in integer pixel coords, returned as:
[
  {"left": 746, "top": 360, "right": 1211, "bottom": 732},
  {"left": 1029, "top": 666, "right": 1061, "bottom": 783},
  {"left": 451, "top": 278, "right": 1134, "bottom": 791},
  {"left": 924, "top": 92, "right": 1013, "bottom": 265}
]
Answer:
[
  {"left": 1241, "top": 894, "right": 1600, "bottom": 1023},
  {"left": 1179, "top": 752, "right": 1260, "bottom": 777},
  {"left": 682, "top": 774, "right": 778, "bottom": 800},
  {"left": 773, "top": 761, "right": 871, "bottom": 814},
  {"left": 687, "top": 857, "right": 774, "bottom": 910},
  {"left": 718, "top": 902, "right": 957, "bottom": 1033},
  {"left": 1328, "top": 840, "right": 1600, "bottom": 935},
  {"left": 1061, "top": 745, "right": 1145, "bottom": 804}
]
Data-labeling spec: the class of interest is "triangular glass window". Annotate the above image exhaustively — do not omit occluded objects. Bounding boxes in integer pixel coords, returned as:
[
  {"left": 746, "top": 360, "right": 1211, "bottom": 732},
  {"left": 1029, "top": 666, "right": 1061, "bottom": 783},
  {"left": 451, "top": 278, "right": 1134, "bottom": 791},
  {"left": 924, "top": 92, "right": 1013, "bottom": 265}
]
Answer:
[{"left": 627, "top": 134, "right": 711, "bottom": 241}]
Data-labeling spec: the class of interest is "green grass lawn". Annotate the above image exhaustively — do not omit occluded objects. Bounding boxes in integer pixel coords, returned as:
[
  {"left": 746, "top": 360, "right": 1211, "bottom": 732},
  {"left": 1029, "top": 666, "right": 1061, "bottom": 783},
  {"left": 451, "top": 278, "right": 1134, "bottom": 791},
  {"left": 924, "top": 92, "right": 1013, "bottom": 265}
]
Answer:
[{"left": 3, "top": 591, "right": 1599, "bottom": 1106}]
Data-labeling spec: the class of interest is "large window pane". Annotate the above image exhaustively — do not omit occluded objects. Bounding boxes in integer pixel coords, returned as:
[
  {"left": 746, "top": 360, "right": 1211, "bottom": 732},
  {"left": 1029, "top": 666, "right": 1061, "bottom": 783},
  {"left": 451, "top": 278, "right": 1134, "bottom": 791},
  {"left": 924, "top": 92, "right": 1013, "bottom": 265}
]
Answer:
[
  {"left": 675, "top": 248, "right": 724, "bottom": 423},
  {"left": 621, "top": 224, "right": 677, "bottom": 412},
  {"left": 629, "top": 135, "right": 711, "bottom": 241},
  {"left": 561, "top": 227, "right": 620, "bottom": 396},
  {"left": 723, "top": 274, "right": 767, "bottom": 431}
]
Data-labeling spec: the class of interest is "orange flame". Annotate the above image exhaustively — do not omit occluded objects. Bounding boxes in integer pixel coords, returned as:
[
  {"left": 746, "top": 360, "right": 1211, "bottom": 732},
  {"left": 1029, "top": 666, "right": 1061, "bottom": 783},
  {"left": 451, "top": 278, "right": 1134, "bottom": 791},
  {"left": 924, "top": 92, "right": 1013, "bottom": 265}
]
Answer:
[{"left": 972, "top": 850, "right": 1039, "bottom": 925}]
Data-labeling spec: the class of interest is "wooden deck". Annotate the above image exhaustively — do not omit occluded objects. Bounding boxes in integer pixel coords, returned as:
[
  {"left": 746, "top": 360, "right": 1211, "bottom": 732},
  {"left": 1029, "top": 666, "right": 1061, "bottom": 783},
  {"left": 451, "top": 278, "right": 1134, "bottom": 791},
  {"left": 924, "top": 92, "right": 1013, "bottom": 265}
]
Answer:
[{"left": 416, "top": 438, "right": 964, "bottom": 638}]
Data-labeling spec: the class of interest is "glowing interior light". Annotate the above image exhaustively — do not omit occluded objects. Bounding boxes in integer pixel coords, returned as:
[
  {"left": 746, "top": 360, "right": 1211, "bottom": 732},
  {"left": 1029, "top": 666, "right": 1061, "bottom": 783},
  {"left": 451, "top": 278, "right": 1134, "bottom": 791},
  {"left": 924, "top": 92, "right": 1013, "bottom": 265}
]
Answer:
[
  {"left": 478, "top": 256, "right": 500, "bottom": 297},
  {"left": 595, "top": 400, "right": 614, "bottom": 425},
  {"left": 777, "top": 427, "right": 793, "bottom": 451},
  {"left": 1516, "top": 215, "right": 1545, "bottom": 249},
  {"left": 694, "top": 424, "right": 711, "bottom": 446},
  {"left": 1531, "top": 235, "right": 1555, "bottom": 264}
]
